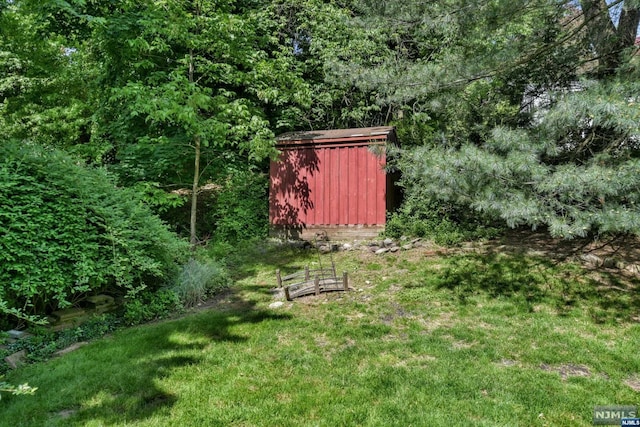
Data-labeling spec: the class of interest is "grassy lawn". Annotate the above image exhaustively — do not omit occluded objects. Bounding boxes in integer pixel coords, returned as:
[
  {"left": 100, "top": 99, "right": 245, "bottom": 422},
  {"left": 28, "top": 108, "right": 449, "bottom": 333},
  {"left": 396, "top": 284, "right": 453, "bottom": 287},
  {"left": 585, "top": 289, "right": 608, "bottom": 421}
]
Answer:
[{"left": 1, "top": 240, "right": 639, "bottom": 426}]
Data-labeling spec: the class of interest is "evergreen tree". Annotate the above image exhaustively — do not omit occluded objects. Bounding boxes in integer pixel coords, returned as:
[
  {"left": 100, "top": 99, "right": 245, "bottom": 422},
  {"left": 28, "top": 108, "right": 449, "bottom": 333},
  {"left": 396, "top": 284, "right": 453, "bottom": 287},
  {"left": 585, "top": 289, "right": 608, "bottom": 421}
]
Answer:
[{"left": 338, "top": 0, "right": 640, "bottom": 238}]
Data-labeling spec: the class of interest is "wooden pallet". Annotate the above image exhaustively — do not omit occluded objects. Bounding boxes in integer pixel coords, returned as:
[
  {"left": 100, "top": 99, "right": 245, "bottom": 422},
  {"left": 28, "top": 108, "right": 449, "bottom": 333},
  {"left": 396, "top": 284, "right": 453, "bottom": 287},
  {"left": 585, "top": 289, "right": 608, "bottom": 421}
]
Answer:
[{"left": 276, "top": 263, "right": 349, "bottom": 300}]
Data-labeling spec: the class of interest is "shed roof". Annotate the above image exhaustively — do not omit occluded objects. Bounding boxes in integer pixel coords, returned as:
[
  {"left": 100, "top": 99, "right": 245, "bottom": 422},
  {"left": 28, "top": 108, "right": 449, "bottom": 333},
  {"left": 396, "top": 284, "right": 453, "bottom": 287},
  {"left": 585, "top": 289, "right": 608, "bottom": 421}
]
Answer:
[{"left": 276, "top": 126, "right": 395, "bottom": 146}]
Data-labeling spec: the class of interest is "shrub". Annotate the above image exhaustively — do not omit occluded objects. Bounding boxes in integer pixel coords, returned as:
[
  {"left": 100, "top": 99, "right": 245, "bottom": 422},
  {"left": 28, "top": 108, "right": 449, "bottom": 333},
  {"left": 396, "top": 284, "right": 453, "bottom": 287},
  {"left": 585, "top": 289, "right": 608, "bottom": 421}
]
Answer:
[
  {"left": 209, "top": 171, "right": 269, "bottom": 244},
  {"left": 172, "top": 259, "right": 231, "bottom": 308},
  {"left": 122, "top": 289, "right": 182, "bottom": 326},
  {"left": 385, "top": 195, "right": 502, "bottom": 246},
  {"left": 0, "top": 142, "right": 188, "bottom": 323}
]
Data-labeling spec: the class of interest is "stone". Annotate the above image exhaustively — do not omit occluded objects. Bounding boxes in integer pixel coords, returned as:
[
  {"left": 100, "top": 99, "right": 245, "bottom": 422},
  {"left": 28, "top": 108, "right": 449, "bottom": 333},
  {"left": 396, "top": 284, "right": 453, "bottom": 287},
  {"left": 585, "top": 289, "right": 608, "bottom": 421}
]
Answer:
[
  {"left": 4, "top": 350, "right": 27, "bottom": 369},
  {"left": 318, "top": 245, "right": 331, "bottom": 254},
  {"left": 85, "top": 294, "right": 114, "bottom": 306},
  {"left": 7, "top": 330, "right": 27, "bottom": 340},
  {"left": 269, "top": 301, "right": 285, "bottom": 309},
  {"left": 402, "top": 244, "right": 413, "bottom": 251},
  {"left": 51, "top": 307, "right": 87, "bottom": 322},
  {"left": 602, "top": 257, "right": 620, "bottom": 269},
  {"left": 369, "top": 246, "right": 380, "bottom": 253},
  {"left": 342, "top": 243, "right": 353, "bottom": 251},
  {"left": 390, "top": 246, "right": 400, "bottom": 253},
  {"left": 375, "top": 248, "right": 390, "bottom": 255},
  {"left": 383, "top": 238, "right": 395, "bottom": 247},
  {"left": 580, "top": 253, "right": 603, "bottom": 267},
  {"left": 54, "top": 342, "right": 89, "bottom": 357}
]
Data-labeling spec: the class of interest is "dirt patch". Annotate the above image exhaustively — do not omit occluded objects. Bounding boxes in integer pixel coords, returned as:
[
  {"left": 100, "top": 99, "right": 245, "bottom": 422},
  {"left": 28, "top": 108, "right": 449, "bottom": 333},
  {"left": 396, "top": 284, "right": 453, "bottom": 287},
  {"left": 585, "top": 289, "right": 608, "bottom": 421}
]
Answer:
[
  {"left": 482, "top": 229, "right": 640, "bottom": 267},
  {"left": 624, "top": 375, "right": 640, "bottom": 392},
  {"left": 539, "top": 363, "right": 592, "bottom": 380},
  {"left": 56, "top": 409, "right": 77, "bottom": 419}
]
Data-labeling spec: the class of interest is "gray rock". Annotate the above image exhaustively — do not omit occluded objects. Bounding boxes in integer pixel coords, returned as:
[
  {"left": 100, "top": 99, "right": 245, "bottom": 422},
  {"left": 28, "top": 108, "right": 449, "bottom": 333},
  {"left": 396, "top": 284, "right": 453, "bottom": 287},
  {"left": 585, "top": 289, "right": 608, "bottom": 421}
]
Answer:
[
  {"left": 4, "top": 350, "right": 27, "bottom": 369},
  {"left": 342, "top": 243, "right": 353, "bottom": 251},
  {"left": 269, "top": 301, "right": 285, "bottom": 309},
  {"left": 402, "top": 244, "right": 413, "bottom": 251},
  {"left": 602, "top": 257, "right": 620, "bottom": 269},
  {"left": 369, "top": 246, "right": 381, "bottom": 253},
  {"left": 375, "top": 248, "right": 390, "bottom": 255},
  {"left": 383, "top": 238, "right": 395, "bottom": 247},
  {"left": 54, "top": 342, "right": 89, "bottom": 357},
  {"left": 580, "top": 253, "right": 603, "bottom": 267},
  {"left": 390, "top": 246, "right": 400, "bottom": 253},
  {"left": 7, "top": 330, "right": 27, "bottom": 339}
]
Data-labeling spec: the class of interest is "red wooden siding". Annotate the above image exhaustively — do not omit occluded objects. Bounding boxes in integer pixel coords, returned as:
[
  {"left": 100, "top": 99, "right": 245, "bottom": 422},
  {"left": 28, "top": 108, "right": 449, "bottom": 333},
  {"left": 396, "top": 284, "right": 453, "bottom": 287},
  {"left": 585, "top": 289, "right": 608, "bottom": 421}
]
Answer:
[{"left": 269, "top": 142, "right": 388, "bottom": 227}]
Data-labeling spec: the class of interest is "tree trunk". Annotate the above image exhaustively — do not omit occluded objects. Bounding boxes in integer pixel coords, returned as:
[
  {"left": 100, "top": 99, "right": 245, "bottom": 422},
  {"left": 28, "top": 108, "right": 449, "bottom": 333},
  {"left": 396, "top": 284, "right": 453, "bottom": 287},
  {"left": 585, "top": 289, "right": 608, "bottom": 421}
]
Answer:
[
  {"left": 581, "top": 0, "right": 639, "bottom": 76},
  {"left": 189, "top": 134, "right": 200, "bottom": 248},
  {"left": 189, "top": 48, "right": 199, "bottom": 249}
]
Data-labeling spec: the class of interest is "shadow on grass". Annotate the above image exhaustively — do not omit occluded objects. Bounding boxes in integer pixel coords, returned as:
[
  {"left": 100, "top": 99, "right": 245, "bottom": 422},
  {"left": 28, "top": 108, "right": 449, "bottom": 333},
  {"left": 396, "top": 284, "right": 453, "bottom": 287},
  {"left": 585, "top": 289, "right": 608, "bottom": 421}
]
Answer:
[
  {"left": 34, "top": 287, "right": 293, "bottom": 426},
  {"left": 421, "top": 252, "right": 640, "bottom": 323},
  {"left": 215, "top": 240, "right": 317, "bottom": 282}
]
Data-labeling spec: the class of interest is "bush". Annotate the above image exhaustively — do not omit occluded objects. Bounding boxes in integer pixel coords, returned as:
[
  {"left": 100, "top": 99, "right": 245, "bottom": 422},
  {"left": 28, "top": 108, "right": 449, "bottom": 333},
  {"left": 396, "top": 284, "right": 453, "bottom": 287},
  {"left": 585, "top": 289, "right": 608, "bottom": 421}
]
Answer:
[
  {"left": 0, "top": 314, "right": 122, "bottom": 373},
  {"left": 122, "top": 289, "right": 183, "bottom": 326},
  {"left": 0, "top": 142, "right": 188, "bottom": 323},
  {"left": 209, "top": 171, "right": 269, "bottom": 244},
  {"left": 172, "top": 259, "right": 231, "bottom": 308},
  {"left": 385, "top": 195, "right": 502, "bottom": 246}
]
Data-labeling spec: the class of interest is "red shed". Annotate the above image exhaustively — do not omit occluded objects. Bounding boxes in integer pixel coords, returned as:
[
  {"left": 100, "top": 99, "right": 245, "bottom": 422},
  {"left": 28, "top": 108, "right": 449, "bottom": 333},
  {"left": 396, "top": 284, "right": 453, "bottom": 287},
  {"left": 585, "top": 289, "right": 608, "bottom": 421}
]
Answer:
[{"left": 269, "top": 126, "right": 399, "bottom": 240}]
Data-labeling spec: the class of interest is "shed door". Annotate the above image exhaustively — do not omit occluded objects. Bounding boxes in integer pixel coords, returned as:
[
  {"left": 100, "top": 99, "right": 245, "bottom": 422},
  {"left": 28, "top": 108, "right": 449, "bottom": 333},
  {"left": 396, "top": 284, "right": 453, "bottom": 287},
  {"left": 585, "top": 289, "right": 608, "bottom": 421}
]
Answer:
[{"left": 270, "top": 144, "right": 387, "bottom": 227}]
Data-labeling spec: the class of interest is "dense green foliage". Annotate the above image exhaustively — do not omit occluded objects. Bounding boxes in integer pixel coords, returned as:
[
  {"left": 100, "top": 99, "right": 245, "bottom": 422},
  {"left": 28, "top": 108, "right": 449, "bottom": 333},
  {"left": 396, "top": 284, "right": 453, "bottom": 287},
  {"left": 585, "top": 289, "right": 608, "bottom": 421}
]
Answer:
[
  {"left": 336, "top": 0, "right": 640, "bottom": 238},
  {"left": 0, "top": 143, "right": 187, "bottom": 321},
  {"left": 1, "top": 0, "right": 639, "bottom": 323},
  {"left": 209, "top": 171, "right": 269, "bottom": 245}
]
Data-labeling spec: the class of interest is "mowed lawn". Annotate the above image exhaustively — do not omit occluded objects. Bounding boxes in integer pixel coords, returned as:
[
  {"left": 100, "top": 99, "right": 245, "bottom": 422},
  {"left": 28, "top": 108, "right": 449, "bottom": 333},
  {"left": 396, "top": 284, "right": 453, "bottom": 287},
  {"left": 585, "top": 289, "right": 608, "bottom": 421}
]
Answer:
[{"left": 1, "top": 240, "right": 639, "bottom": 426}]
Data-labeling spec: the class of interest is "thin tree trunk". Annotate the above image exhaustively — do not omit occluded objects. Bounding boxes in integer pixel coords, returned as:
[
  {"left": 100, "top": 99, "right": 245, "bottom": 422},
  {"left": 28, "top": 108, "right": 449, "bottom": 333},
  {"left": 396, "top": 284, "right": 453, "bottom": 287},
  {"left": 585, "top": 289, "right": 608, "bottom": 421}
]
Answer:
[
  {"left": 190, "top": 134, "right": 201, "bottom": 248},
  {"left": 189, "top": 48, "right": 199, "bottom": 249}
]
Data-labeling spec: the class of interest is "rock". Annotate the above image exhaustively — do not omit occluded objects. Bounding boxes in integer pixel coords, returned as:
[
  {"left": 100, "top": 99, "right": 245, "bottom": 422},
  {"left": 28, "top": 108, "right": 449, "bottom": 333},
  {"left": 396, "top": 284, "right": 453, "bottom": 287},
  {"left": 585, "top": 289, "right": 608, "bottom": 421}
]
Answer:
[
  {"left": 390, "top": 246, "right": 400, "bottom": 253},
  {"left": 626, "top": 264, "right": 640, "bottom": 274},
  {"left": 383, "top": 238, "right": 395, "bottom": 247},
  {"left": 580, "top": 253, "right": 603, "bottom": 267},
  {"left": 369, "top": 246, "right": 380, "bottom": 253},
  {"left": 51, "top": 307, "right": 87, "bottom": 322},
  {"left": 400, "top": 235, "right": 408, "bottom": 241},
  {"left": 318, "top": 245, "right": 331, "bottom": 254},
  {"left": 602, "top": 257, "right": 620, "bottom": 269},
  {"left": 342, "top": 243, "right": 353, "bottom": 251},
  {"left": 411, "top": 238, "right": 421, "bottom": 244},
  {"left": 7, "top": 330, "right": 28, "bottom": 340},
  {"left": 375, "top": 248, "right": 390, "bottom": 255},
  {"left": 85, "top": 294, "right": 114, "bottom": 306},
  {"left": 401, "top": 244, "right": 413, "bottom": 251},
  {"left": 4, "top": 350, "right": 27, "bottom": 369},
  {"left": 269, "top": 288, "right": 285, "bottom": 299},
  {"left": 54, "top": 342, "right": 89, "bottom": 357},
  {"left": 269, "top": 301, "right": 285, "bottom": 309}
]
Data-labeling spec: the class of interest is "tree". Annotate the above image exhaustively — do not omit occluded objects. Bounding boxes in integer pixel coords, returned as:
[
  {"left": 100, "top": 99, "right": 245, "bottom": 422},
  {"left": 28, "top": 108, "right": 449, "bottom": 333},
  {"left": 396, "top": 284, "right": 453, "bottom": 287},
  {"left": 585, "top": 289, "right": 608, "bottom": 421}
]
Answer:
[
  {"left": 334, "top": 0, "right": 640, "bottom": 239},
  {"left": 87, "top": 0, "right": 315, "bottom": 246},
  {"left": 0, "top": 1, "right": 95, "bottom": 154}
]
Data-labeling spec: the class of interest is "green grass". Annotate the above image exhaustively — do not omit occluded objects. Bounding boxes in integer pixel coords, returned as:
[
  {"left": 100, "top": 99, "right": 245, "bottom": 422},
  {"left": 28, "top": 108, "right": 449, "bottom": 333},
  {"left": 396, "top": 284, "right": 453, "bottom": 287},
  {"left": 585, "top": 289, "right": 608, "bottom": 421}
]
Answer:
[{"left": 1, "top": 243, "right": 639, "bottom": 426}]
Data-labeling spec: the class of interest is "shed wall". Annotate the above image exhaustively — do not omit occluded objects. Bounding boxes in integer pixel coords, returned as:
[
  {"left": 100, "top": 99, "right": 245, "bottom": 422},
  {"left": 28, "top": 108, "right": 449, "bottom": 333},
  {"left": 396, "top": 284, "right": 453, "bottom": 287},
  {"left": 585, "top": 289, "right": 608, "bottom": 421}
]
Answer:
[{"left": 269, "top": 143, "right": 387, "bottom": 228}]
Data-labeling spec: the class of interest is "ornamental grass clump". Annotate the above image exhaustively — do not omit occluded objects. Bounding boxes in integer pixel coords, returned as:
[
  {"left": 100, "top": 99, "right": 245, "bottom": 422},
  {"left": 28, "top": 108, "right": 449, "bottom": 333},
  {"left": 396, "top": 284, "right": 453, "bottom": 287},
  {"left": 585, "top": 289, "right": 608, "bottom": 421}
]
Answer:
[{"left": 173, "top": 259, "right": 231, "bottom": 308}]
